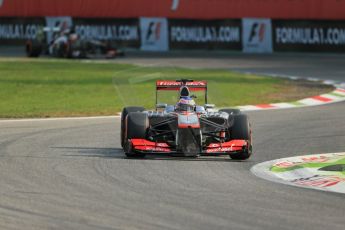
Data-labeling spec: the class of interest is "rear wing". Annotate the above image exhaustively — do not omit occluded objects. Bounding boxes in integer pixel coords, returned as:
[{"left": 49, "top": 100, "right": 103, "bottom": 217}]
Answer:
[
  {"left": 156, "top": 80, "right": 208, "bottom": 104},
  {"left": 156, "top": 80, "right": 207, "bottom": 91}
]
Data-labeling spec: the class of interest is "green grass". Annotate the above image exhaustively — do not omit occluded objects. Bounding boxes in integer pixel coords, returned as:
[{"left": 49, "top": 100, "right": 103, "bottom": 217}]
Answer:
[{"left": 0, "top": 58, "right": 331, "bottom": 118}]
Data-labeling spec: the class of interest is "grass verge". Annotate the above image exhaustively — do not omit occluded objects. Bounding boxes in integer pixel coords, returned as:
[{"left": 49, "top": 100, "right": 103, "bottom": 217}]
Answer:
[{"left": 0, "top": 58, "right": 333, "bottom": 118}]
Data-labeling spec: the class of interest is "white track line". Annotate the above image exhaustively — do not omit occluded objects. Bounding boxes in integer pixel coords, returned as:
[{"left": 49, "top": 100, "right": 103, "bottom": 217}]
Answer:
[{"left": 0, "top": 115, "right": 120, "bottom": 123}]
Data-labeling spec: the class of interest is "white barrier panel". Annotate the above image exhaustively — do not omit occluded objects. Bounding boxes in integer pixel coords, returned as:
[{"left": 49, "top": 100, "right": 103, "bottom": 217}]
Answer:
[
  {"left": 45, "top": 17, "right": 73, "bottom": 44},
  {"left": 140, "top": 17, "right": 169, "bottom": 51},
  {"left": 242, "top": 18, "right": 273, "bottom": 53}
]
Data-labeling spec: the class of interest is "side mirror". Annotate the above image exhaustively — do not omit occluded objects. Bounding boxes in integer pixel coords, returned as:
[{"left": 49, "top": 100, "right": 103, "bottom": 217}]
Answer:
[
  {"left": 156, "top": 103, "right": 167, "bottom": 109},
  {"left": 166, "top": 105, "right": 175, "bottom": 113},
  {"left": 195, "top": 106, "right": 206, "bottom": 114},
  {"left": 205, "top": 104, "right": 215, "bottom": 109}
]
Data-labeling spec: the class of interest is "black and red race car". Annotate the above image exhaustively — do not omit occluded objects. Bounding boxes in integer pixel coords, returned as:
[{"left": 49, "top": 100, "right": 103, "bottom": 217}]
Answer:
[
  {"left": 121, "top": 79, "right": 252, "bottom": 159},
  {"left": 26, "top": 27, "right": 124, "bottom": 59}
]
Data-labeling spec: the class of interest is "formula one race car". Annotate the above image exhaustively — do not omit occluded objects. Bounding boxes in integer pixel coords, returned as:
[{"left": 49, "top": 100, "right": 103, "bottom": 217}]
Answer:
[
  {"left": 121, "top": 79, "right": 252, "bottom": 159},
  {"left": 25, "top": 27, "right": 124, "bottom": 59}
]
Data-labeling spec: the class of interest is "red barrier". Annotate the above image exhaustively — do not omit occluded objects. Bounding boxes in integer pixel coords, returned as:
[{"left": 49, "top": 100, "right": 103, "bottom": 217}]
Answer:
[{"left": 0, "top": 0, "right": 345, "bottom": 20}]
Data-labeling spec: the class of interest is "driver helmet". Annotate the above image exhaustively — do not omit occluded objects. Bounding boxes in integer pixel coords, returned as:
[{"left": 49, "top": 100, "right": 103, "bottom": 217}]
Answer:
[{"left": 176, "top": 96, "right": 196, "bottom": 111}]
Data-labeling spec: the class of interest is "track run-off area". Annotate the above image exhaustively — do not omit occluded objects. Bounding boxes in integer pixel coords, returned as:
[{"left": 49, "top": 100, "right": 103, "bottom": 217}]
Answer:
[{"left": 0, "top": 52, "right": 345, "bottom": 230}]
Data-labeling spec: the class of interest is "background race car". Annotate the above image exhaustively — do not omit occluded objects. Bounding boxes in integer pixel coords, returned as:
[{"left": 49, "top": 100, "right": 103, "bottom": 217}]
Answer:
[
  {"left": 25, "top": 26, "right": 125, "bottom": 59},
  {"left": 121, "top": 79, "right": 253, "bottom": 159}
]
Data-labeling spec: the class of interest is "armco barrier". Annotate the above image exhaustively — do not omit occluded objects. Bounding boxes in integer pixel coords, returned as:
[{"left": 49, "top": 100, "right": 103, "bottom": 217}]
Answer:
[{"left": 1, "top": 17, "right": 345, "bottom": 53}]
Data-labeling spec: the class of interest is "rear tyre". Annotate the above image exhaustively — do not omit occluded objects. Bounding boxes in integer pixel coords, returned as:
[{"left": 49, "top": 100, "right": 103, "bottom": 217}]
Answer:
[
  {"left": 124, "top": 112, "right": 148, "bottom": 158},
  {"left": 229, "top": 114, "right": 252, "bottom": 160},
  {"left": 121, "top": 106, "right": 145, "bottom": 147},
  {"left": 26, "top": 40, "right": 42, "bottom": 57}
]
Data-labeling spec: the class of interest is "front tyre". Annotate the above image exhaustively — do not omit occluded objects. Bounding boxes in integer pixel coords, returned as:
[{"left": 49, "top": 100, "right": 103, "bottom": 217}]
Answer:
[
  {"left": 229, "top": 114, "right": 252, "bottom": 160},
  {"left": 124, "top": 112, "right": 148, "bottom": 158},
  {"left": 121, "top": 106, "right": 145, "bottom": 147}
]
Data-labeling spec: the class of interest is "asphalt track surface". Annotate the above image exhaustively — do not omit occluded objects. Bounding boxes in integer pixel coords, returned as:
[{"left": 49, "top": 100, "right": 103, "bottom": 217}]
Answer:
[{"left": 1, "top": 48, "right": 345, "bottom": 229}]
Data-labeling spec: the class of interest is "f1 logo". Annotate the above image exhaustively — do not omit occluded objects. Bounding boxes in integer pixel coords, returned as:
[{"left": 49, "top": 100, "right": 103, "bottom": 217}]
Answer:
[
  {"left": 146, "top": 22, "right": 161, "bottom": 42},
  {"left": 249, "top": 23, "right": 266, "bottom": 43},
  {"left": 140, "top": 17, "right": 168, "bottom": 51},
  {"left": 242, "top": 18, "right": 273, "bottom": 53}
]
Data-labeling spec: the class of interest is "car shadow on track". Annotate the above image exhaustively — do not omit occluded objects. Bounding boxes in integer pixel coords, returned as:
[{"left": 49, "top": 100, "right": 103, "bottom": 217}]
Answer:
[
  {"left": 53, "top": 147, "right": 124, "bottom": 159},
  {"left": 53, "top": 146, "right": 247, "bottom": 162}
]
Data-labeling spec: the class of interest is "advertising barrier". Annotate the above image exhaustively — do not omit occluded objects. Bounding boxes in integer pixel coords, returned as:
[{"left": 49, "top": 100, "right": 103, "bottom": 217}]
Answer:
[
  {"left": 169, "top": 19, "right": 241, "bottom": 50},
  {"left": 242, "top": 18, "right": 273, "bottom": 53},
  {"left": 1, "top": 16, "right": 345, "bottom": 53},
  {"left": 0, "top": 17, "right": 45, "bottom": 45},
  {"left": 45, "top": 17, "right": 73, "bottom": 45},
  {"left": 273, "top": 20, "right": 345, "bottom": 52},
  {"left": 140, "top": 17, "right": 169, "bottom": 51},
  {"left": 73, "top": 18, "right": 140, "bottom": 48}
]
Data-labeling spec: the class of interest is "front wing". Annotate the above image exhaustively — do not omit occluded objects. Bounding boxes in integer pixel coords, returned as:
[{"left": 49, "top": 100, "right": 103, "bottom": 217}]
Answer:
[{"left": 130, "top": 139, "right": 248, "bottom": 155}]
